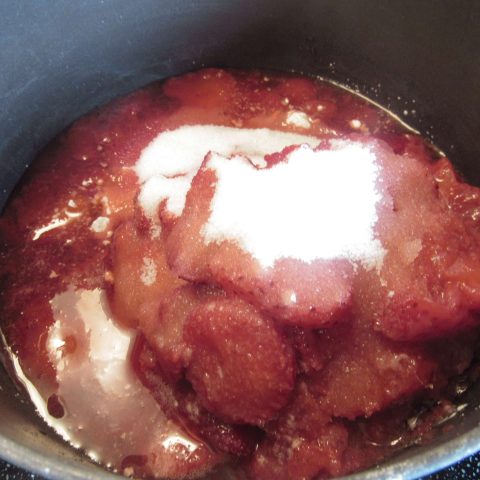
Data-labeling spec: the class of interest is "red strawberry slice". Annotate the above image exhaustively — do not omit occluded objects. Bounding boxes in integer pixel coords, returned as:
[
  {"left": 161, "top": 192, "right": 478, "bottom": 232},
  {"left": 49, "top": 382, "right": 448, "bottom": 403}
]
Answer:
[{"left": 184, "top": 297, "right": 295, "bottom": 426}]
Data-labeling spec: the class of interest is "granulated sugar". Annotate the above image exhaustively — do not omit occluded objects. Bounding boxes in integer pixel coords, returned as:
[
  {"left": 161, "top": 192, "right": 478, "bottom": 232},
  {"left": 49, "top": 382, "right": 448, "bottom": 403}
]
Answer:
[
  {"left": 135, "top": 125, "right": 321, "bottom": 225},
  {"left": 201, "top": 142, "right": 385, "bottom": 269}
]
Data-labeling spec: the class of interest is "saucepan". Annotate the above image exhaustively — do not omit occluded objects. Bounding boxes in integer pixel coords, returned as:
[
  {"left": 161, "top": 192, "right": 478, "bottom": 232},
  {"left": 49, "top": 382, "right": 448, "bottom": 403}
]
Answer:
[{"left": 1, "top": 1, "right": 480, "bottom": 479}]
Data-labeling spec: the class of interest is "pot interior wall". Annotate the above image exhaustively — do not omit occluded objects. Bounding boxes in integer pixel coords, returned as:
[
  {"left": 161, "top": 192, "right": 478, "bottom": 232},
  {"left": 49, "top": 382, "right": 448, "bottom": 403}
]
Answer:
[{"left": 1, "top": 1, "right": 480, "bottom": 479}]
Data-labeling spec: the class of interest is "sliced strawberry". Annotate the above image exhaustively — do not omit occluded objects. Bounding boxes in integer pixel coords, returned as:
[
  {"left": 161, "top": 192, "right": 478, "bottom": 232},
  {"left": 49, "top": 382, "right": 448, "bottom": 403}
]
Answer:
[
  {"left": 184, "top": 297, "right": 295, "bottom": 426},
  {"left": 165, "top": 132, "right": 480, "bottom": 341},
  {"left": 292, "top": 315, "right": 437, "bottom": 421},
  {"left": 366, "top": 144, "right": 480, "bottom": 340},
  {"left": 248, "top": 423, "right": 348, "bottom": 480},
  {"left": 109, "top": 220, "right": 184, "bottom": 328},
  {"left": 166, "top": 149, "right": 354, "bottom": 328},
  {"left": 131, "top": 335, "right": 260, "bottom": 457},
  {"left": 307, "top": 323, "right": 436, "bottom": 420},
  {"left": 288, "top": 323, "right": 350, "bottom": 375},
  {"left": 142, "top": 284, "right": 225, "bottom": 383},
  {"left": 247, "top": 382, "right": 348, "bottom": 480}
]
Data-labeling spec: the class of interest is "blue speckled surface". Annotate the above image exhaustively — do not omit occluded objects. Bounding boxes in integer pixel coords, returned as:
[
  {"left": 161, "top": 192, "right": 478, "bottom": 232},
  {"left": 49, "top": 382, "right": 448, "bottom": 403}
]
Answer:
[{"left": 1, "top": 454, "right": 480, "bottom": 480}]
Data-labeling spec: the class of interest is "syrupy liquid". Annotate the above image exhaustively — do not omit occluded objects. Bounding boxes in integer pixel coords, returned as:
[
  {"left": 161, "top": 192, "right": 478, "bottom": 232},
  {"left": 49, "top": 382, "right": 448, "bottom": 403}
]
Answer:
[{"left": 1, "top": 69, "right": 480, "bottom": 480}]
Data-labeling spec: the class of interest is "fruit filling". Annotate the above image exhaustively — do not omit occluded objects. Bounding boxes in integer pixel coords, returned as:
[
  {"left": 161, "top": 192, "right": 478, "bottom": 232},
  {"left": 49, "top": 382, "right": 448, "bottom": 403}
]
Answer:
[{"left": 1, "top": 68, "right": 480, "bottom": 480}]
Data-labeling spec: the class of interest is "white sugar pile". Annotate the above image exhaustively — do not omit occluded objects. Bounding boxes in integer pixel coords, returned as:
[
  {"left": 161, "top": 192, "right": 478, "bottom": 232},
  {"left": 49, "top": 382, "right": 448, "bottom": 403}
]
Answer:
[
  {"left": 135, "top": 125, "right": 320, "bottom": 225},
  {"left": 201, "top": 141, "right": 385, "bottom": 270}
]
